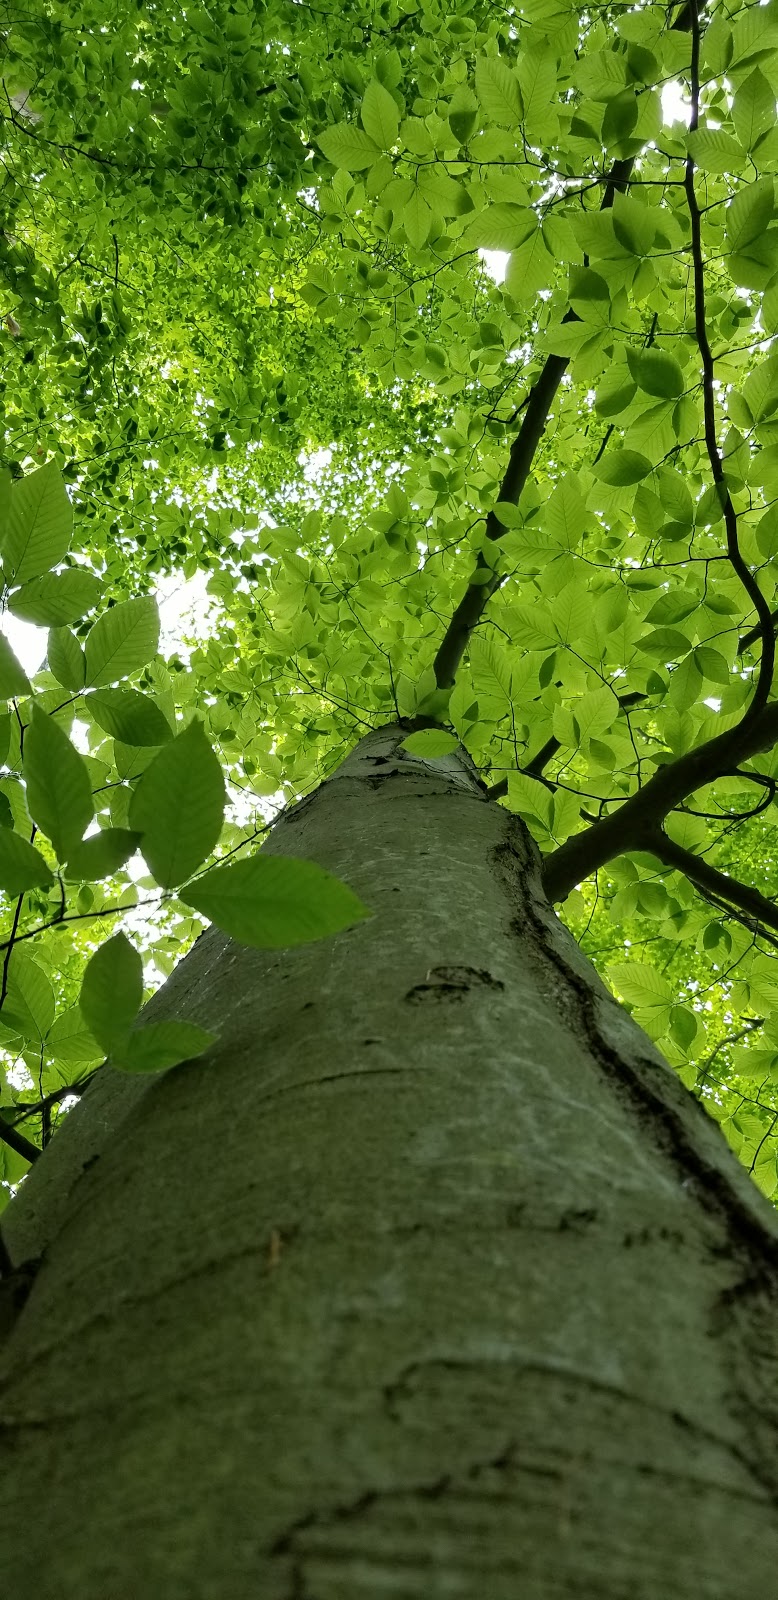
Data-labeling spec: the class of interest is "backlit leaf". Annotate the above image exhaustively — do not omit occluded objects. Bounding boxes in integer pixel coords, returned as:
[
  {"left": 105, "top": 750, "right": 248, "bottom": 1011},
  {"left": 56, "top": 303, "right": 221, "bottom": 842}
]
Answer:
[
  {"left": 318, "top": 122, "right": 380, "bottom": 171},
  {"left": 47, "top": 1006, "right": 102, "bottom": 1065},
  {"left": 113, "top": 1020, "right": 215, "bottom": 1074},
  {"left": 593, "top": 449, "right": 652, "bottom": 485},
  {"left": 23, "top": 706, "right": 93, "bottom": 861},
  {"left": 608, "top": 961, "right": 673, "bottom": 1010},
  {"left": 0, "top": 829, "right": 53, "bottom": 896},
  {"left": 1, "top": 461, "right": 72, "bottom": 585},
  {"left": 48, "top": 627, "right": 86, "bottom": 691},
  {"left": 88, "top": 689, "right": 173, "bottom": 746},
  {"left": 0, "top": 633, "right": 31, "bottom": 698},
  {"left": 0, "top": 951, "right": 55, "bottom": 1042},
  {"left": 465, "top": 204, "right": 536, "bottom": 251},
  {"left": 129, "top": 719, "right": 225, "bottom": 886},
  {"left": 626, "top": 347, "right": 684, "bottom": 399},
  {"left": 180, "top": 854, "right": 371, "bottom": 947},
  {"left": 726, "top": 178, "right": 774, "bottom": 251},
  {"left": 8, "top": 570, "right": 102, "bottom": 626},
  {"left": 84, "top": 597, "right": 160, "bottom": 687},
  {"left": 361, "top": 80, "right": 400, "bottom": 150},
  {"left": 687, "top": 128, "right": 744, "bottom": 172},
  {"left": 732, "top": 67, "right": 775, "bottom": 151},
  {"left": 79, "top": 932, "right": 143, "bottom": 1054},
  {"left": 505, "top": 228, "right": 552, "bottom": 299},
  {"left": 64, "top": 828, "right": 141, "bottom": 882},
  {"left": 401, "top": 729, "right": 459, "bottom": 757},
  {"left": 475, "top": 55, "right": 522, "bottom": 126}
]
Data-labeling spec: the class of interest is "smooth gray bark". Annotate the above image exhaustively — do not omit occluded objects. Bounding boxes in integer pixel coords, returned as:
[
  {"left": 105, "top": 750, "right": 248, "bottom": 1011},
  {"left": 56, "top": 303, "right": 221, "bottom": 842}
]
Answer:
[{"left": 1, "top": 725, "right": 778, "bottom": 1598}]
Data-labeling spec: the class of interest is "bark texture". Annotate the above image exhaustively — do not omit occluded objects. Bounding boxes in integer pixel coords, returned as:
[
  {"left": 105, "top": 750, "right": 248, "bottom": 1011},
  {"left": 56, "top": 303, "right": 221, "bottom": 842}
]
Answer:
[{"left": 1, "top": 725, "right": 778, "bottom": 1599}]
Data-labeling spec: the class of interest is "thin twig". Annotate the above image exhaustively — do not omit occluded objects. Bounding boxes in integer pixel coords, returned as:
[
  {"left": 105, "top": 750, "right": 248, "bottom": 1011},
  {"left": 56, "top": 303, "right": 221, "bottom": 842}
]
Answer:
[{"left": 683, "top": 0, "right": 774, "bottom": 721}]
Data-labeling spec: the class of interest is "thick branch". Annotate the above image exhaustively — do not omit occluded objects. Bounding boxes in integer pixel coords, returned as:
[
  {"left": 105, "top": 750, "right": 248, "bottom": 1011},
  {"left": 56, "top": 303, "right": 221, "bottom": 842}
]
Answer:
[
  {"left": 0, "top": 1115, "right": 40, "bottom": 1166},
  {"left": 432, "top": 159, "right": 633, "bottom": 691},
  {"left": 642, "top": 828, "right": 778, "bottom": 939},
  {"left": 542, "top": 700, "right": 778, "bottom": 901}
]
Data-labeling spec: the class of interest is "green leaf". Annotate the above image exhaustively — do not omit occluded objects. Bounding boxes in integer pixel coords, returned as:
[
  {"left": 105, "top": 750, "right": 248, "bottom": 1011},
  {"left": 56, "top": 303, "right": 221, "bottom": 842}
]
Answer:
[
  {"left": 361, "top": 80, "right": 399, "bottom": 150},
  {"left": 595, "top": 366, "right": 637, "bottom": 418},
  {"left": 318, "top": 122, "right": 380, "bottom": 171},
  {"left": 626, "top": 347, "right": 684, "bottom": 399},
  {"left": 505, "top": 227, "right": 552, "bottom": 300},
  {"left": 545, "top": 474, "right": 587, "bottom": 549},
  {"left": 48, "top": 626, "right": 86, "bottom": 691},
  {"left": 403, "top": 187, "right": 433, "bottom": 250},
  {"left": 465, "top": 203, "right": 536, "bottom": 251},
  {"left": 79, "top": 932, "right": 143, "bottom": 1054},
  {"left": 0, "top": 951, "right": 55, "bottom": 1043},
  {"left": 1, "top": 461, "right": 72, "bottom": 585},
  {"left": 574, "top": 686, "right": 618, "bottom": 742},
  {"left": 507, "top": 772, "right": 553, "bottom": 828},
  {"left": 448, "top": 84, "right": 479, "bottom": 144},
  {"left": 569, "top": 265, "right": 610, "bottom": 316},
  {"left": 113, "top": 1020, "right": 215, "bottom": 1074},
  {"left": 607, "top": 961, "right": 673, "bottom": 1010},
  {"left": 474, "top": 55, "right": 522, "bottom": 126},
  {"left": 84, "top": 597, "right": 160, "bottom": 687},
  {"left": 726, "top": 178, "right": 774, "bottom": 252},
  {"left": 670, "top": 1004, "right": 698, "bottom": 1051},
  {"left": 693, "top": 646, "right": 731, "bottom": 685},
  {"left": 602, "top": 90, "right": 638, "bottom": 151},
  {"left": 180, "top": 854, "right": 371, "bottom": 948},
  {"left": 687, "top": 128, "right": 744, "bottom": 173},
  {"left": 0, "top": 829, "right": 53, "bottom": 895},
  {"left": 593, "top": 449, "right": 652, "bottom": 485},
  {"left": 87, "top": 689, "right": 173, "bottom": 746},
  {"left": 732, "top": 67, "right": 775, "bottom": 151},
  {"left": 64, "top": 828, "right": 140, "bottom": 881},
  {"left": 0, "top": 632, "right": 32, "bottom": 698},
  {"left": 23, "top": 706, "right": 93, "bottom": 861},
  {"left": 470, "top": 638, "right": 513, "bottom": 702},
  {"left": 47, "top": 1006, "right": 102, "bottom": 1065},
  {"left": 517, "top": 48, "right": 556, "bottom": 132},
  {"left": 401, "top": 729, "right": 459, "bottom": 756},
  {"left": 756, "top": 504, "right": 778, "bottom": 559},
  {"left": 611, "top": 191, "right": 656, "bottom": 256},
  {"left": 8, "top": 570, "right": 102, "bottom": 626},
  {"left": 128, "top": 719, "right": 225, "bottom": 887},
  {"left": 637, "top": 626, "right": 693, "bottom": 659}
]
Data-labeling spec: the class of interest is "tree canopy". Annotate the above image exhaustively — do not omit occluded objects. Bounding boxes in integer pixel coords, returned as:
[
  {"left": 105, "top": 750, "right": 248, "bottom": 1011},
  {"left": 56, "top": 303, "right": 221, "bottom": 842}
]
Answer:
[{"left": 3, "top": 0, "right": 778, "bottom": 1201}]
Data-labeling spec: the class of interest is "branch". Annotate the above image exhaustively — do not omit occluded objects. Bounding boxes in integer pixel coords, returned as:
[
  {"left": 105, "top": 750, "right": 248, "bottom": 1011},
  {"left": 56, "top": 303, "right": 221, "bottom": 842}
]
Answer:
[
  {"left": 489, "top": 691, "right": 647, "bottom": 799},
  {"left": 739, "top": 607, "right": 778, "bottom": 655},
  {"left": 431, "top": 159, "right": 634, "bottom": 691},
  {"left": 684, "top": 0, "right": 774, "bottom": 722},
  {"left": 641, "top": 828, "right": 778, "bottom": 939},
  {"left": 0, "top": 893, "right": 24, "bottom": 1012},
  {"left": 542, "top": 699, "right": 778, "bottom": 901},
  {"left": 4, "top": 1072, "right": 97, "bottom": 1127},
  {"left": 696, "top": 1016, "right": 764, "bottom": 1092},
  {"left": 0, "top": 1114, "right": 40, "bottom": 1165}
]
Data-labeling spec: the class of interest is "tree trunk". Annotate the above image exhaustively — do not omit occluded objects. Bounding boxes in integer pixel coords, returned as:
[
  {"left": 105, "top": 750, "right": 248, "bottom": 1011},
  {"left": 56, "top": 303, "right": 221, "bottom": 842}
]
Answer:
[{"left": 1, "top": 725, "right": 778, "bottom": 1599}]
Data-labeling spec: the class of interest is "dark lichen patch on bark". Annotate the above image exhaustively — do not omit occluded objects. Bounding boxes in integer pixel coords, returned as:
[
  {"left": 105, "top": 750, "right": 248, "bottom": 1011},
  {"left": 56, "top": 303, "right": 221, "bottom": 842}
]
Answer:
[{"left": 404, "top": 965, "right": 504, "bottom": 1004}]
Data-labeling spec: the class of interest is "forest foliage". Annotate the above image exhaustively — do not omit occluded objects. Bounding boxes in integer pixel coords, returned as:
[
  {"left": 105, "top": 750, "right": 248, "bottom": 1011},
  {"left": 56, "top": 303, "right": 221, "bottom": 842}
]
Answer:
[{"left": 2, "top": 0, "right": 778, "bottom": 1202}]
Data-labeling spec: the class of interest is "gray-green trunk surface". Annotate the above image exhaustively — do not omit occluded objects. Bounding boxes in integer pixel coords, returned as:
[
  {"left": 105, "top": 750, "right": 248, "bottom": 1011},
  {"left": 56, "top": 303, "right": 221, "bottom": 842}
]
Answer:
[{"left": 1, "top": 727, "right": 778, "bottom": 1598}]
